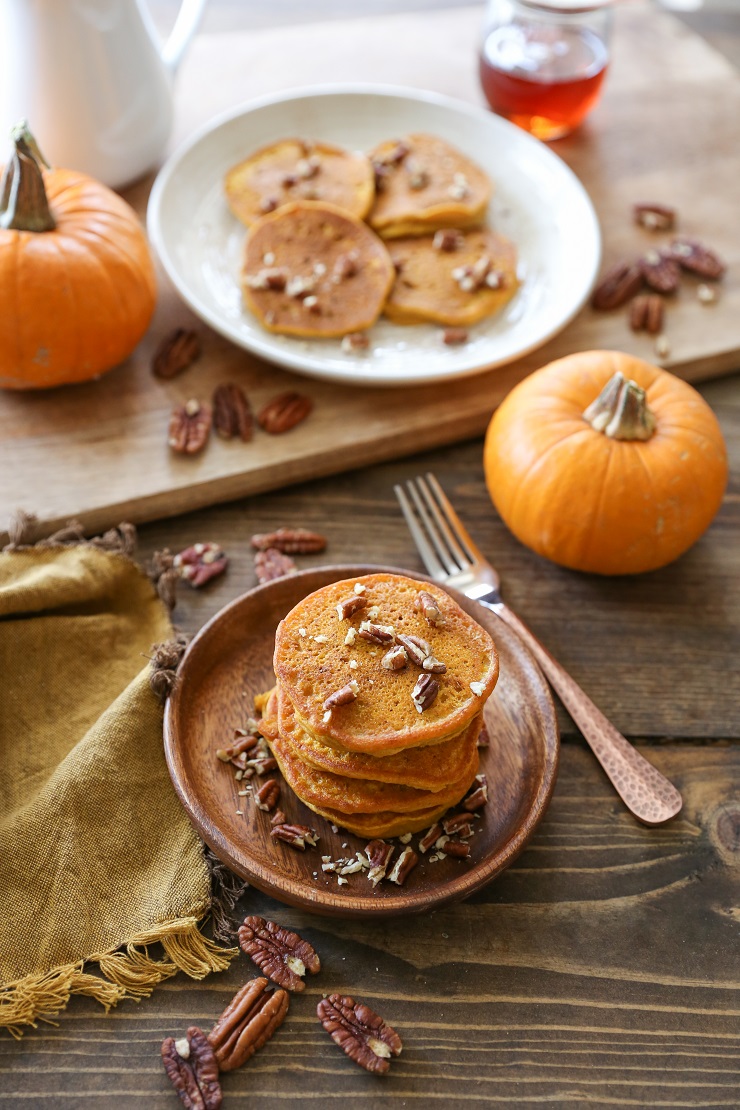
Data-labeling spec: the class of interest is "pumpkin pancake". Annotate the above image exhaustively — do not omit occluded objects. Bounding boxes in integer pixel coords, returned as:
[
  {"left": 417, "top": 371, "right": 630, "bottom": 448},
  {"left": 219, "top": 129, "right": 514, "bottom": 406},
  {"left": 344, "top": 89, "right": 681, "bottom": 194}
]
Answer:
[
  {"left": 225, "top": 138, "right": 375, "bottom": 227},
  {"left": 273, "top": 573, "right": 498, "bottom": 754},
  {"left": 275, "top": 683, "right": 482, "bottom": 790},
  {"left": 301, "top": 797, "right": 458, "bottom": 840},
  {"left": 368, "top": 134, "right": 492, "bottom": 239},
  {"left": 269, "top": 729, "right": 478, "bottom": 815},
  {"left": 384, "top": 227, "right": 519, "bottom": 327},
  {"left": 242, "top": 201, "right": 395, "bottom": 338}
]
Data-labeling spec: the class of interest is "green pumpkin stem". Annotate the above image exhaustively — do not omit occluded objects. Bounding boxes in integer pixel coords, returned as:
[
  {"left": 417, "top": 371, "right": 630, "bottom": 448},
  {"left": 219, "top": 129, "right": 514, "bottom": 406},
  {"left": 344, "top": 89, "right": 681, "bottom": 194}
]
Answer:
[
  {"left": 0, "top": 121, "right": 56, "bottom": 232},
  {"left": 583, "top": 371, "right": 657, "bottom": 441}
]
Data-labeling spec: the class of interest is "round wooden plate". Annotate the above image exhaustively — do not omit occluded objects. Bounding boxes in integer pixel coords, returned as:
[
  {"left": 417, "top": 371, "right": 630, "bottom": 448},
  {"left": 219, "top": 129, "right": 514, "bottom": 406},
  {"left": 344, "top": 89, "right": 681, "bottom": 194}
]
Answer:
[{"left": 164, "top": 565, "right": 559, "bottom": 917}]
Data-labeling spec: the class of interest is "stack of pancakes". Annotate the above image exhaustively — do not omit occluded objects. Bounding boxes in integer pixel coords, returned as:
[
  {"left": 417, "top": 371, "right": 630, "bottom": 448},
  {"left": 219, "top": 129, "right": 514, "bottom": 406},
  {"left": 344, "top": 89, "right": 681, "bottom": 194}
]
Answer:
[{"left": 259, "top": 573, "right": 499, "bottom": 839}]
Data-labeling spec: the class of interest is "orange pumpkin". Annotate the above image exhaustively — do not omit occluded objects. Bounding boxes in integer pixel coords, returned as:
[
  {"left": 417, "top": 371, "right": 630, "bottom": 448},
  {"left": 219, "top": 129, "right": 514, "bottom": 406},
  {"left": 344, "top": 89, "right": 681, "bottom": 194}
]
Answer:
[
  {"left": 0, "top": 123, "right": 156, "bottom": 390},
  {"left": 483, "top": 350, "right": 728, "bottom": 575}
]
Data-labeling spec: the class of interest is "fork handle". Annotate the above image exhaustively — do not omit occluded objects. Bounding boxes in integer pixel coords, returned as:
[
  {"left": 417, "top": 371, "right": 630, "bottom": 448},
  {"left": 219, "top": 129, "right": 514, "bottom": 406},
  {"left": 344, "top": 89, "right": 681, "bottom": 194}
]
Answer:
[{"left": 482, "top": 600, "right": 683, "bottom": 826}]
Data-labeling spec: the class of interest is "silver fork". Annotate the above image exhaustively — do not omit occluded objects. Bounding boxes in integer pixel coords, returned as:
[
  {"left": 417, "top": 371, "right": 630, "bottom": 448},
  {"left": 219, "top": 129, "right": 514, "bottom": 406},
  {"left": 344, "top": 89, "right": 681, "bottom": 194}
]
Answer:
[{"left": 395, "top": 473, "right": 683, "bottom": 826}]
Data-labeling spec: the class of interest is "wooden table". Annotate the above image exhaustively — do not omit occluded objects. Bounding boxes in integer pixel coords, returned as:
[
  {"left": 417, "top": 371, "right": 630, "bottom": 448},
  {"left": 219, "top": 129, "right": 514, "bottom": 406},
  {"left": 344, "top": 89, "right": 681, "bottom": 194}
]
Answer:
[{"left": 3, "top": 6, "right": 740, "bottom": 1109}]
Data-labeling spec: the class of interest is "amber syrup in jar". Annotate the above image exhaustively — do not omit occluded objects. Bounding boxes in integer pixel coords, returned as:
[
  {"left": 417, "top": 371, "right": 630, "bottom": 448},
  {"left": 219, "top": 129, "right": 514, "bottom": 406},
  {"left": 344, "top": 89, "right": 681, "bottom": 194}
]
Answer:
[{"left": 480, "top": 21, "right": 608, "bottom": 140}]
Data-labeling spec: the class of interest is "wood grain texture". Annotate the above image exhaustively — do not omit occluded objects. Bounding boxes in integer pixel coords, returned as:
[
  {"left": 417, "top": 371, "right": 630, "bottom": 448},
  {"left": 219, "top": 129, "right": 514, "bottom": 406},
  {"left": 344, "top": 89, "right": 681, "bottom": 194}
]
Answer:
[
  {"left": 3, "top": 2, "right": 740, "bottom": 538},
  {"left": 164, "top": 565, "right": 559, "bottom": 916}
]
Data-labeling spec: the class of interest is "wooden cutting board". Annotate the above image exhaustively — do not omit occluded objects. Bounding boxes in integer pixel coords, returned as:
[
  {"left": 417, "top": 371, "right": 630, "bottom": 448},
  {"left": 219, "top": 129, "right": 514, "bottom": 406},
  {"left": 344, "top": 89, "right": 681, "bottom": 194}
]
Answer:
[{"left": 3, "top": 1, "right": 739, "bottom": 540}]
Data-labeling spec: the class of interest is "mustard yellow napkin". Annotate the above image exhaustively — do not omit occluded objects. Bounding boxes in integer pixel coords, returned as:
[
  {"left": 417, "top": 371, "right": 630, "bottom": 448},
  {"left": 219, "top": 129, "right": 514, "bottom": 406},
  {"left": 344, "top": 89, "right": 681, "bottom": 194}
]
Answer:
[{"left": 0, "top": 533, "right": 234, "bottom": 1037}]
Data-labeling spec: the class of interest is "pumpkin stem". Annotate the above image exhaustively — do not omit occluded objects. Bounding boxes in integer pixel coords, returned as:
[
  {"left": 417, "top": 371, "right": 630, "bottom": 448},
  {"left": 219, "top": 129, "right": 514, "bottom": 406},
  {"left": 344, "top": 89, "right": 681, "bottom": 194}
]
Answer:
[
  {"left": 583, "top": 371, "right": 657, "bottom": 441},
  {"left": 0, "top": 121, "right": 56, "bottom": 232}
]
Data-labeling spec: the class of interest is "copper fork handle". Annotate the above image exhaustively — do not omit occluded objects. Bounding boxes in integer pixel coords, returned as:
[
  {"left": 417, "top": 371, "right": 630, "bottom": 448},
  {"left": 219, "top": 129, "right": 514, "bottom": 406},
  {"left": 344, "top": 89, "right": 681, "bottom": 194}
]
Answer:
[{"left": 487, "top": 601, "right": 683, "bottom": 826}]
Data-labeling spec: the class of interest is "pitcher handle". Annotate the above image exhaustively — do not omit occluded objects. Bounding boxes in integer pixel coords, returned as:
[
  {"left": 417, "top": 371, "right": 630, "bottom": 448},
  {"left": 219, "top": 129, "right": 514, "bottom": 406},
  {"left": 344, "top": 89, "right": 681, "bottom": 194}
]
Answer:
[{"left": 161, "top": 0, "right": 208, "bottom": 73}]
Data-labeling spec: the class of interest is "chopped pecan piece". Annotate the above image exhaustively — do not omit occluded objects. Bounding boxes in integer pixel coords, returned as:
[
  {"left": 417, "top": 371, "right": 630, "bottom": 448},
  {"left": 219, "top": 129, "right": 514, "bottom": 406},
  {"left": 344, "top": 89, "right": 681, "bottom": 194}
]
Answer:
[
  {"left": 668, "top": 237, "right": 726, "bottom": 280},
  {"left": 244, "top": 266, "right": 289, "bottom": 291},
  {"left": 411, "top": 673, "right": 439, "bottom": 713},
  {"left": 633, "top": 203, "right": 676, "bottom": 231},
  {"left": 212, "top": 383, "right": 253, "bottom": 442},
  {"left": 422, "top": 655, "right": 446, "bottom": 673},
  {"left": 317, "top": 994, "right": 403, "bottom": 1074},
  {"left": 323, "top": 680, "right": 359, "bottom": 711},
  {"left": 254, "top": 548, "right": 298, "bottom": 584},
  {"left": 270, "top": 808, "right": 287, "bottom": 826},
  {"left": 441, "top": 840, "right": 471, "bottom": 859},
  {"left": 358, "top": 621, "right": 395, "bottom": 644},
  {"left": 388, "top": 846, "right": 418, "bottom": 885},
  {"left": 365, "top": 839, "right": 394, "bottom": 886},
  {"left": 238, "top": 916, "right": 320, "bottom": 992},
  {"left": 333, "top": 250, "right": 361, "bottom": 281},
  {"left": 173, "top": 542, "right": 228, "bottom": 587},
  {"left": 629, "top": 293, "right": 664, "bottom": 335},
  {"left": 416, "top": 590, "right": 444, "bottom": 625},
  {"left": 153, "top": 328, "right": 201, "bottom": 379},
  {"left": 377, "top": 140, "right": 410, "bottom": 166},
  {"left": 433, "top": 228, "right": 464, "bottom": 252},
  {"left": 442, "top": 327, "right": 469, "bottom": 346},
  {"left": 477, "top": 723, "right": 490, "bottom": 749},
  {"left": 341, "top": 331, "right": 370, "bottom": 353},
  {"left": 168, "top": 399, "right": 212, "bottom": 455},
  {"left": 381, "top": 645, "right": 408, "bottom": 671},
  {"left": 418, "top": 822, "right": 443, "bottom": 854},
  {"left": 258, "top": 391, "right": 313, "bottom": 434},
  {"left": 208, "top": 977, "right": 289, "bottom": 1071},
  {"left": 246, "top": 754, "right": 277, "bottom": 775},
  {"left": 406, "top": 158, "right": 430, "bottom": 190},
  {"left": 259, "top": 195, "right": 279, "bottom": 213},
  {"left": 462, "top": 773, "right": 489, "bottom": 812},
  {"left": 443, "top": 812, "right": 474, "bottom": 836},
  {"left": 251, "top": 528, "right": 327, "bottom": 554},
  {"left": 215, "top": 728, "right": 259, "bottom": 763},
  {"left": 396, "top": 632, "right": 431, "bottom": 666},
  {"left": 161, "top": 1026, "right": 222, "bottom": 1109},
  {"left": 591, "top": 260, "right": 644, "bottom": 310},
  {"left": 255, "top": 779, "right": 280, "bottom": 812},
  {"left": 336, "top": 594, "right": 368, "bottom": 619},
  {"left": 640, "top": 249, "right": 681, "bottom": 293},
  {"left": 697, "top": 282, "right": 719, "bottom": 304},
  {"left": 270, "top": 822, "right": 318, "bottom": 850}
]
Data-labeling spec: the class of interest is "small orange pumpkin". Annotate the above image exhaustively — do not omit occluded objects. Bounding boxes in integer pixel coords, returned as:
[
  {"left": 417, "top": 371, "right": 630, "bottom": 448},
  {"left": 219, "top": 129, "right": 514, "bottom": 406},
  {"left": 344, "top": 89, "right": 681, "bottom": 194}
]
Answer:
[
  {"left": 0, "top": 123, "right": 156, "bottom": 390},
  {"left": 483, "top": 350, "right": 728, "bottom": 575}
]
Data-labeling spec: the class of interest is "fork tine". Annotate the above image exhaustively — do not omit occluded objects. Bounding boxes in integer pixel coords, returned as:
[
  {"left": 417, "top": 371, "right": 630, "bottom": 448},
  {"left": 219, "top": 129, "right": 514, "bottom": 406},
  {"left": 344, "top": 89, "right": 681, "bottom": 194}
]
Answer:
[
  {"left": 425, "top": 473, "right": 488, "bottom": 566},
  {"left": 394, "top": 484, "right": 446, "bottom": 579},
  {"left": 406, "top": 479, "right": 459, "bottom": 575},
  {"left": 417, "top": 475, "right": 472, "bottom": 568}
]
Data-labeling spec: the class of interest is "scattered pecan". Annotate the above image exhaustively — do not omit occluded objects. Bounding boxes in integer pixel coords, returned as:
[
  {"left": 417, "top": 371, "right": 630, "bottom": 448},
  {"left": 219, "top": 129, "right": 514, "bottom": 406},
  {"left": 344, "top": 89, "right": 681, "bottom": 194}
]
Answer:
[
  {"left": 259, "top": 196, "right": 279, "bottom": 213},
  {"left": 271, "top": 822, "right": 318, "bottom": 850},
  {"left": 633, "top": 203, "right": 676, "bottom": 231},
  {"left": 246, "top": 753, "right": 277, "bottom": 775},
  {"left": 668, "top": 237, "right": 725, "bottom": 280},
  {"left": 173, "top": 542, "right": 228, "bottom": 587},
  {"left": 381, "top": 645, "right": 408, "bottom": 671},
  {"left": 640, "top": 249, "right": 681, "bottom": 293},
  {"left": 591, "top": 260, "right": 644, "bottom": 310},
  {"left": 168, "top": 399, "right": 212, "bottom": 455},
  {"left": 388, "top": 846, "right": 418, "bottom": 885},
  {"left": 422, "top": 655, "right": 446, "bottom": 674},
  {"left": 433, "top": 229, "right": 464, "bottom": 252},
  {"left": 441, "top": 840, "right": 470, "bottom": 859},
  {"left": 238, "top": 916, "right": 320, "bottom": 992},
  {"left": 161, "top": 1026, "right": 222, "bottom": 1109},
  {"left": 629, "top": 293, "right": 664, "bottom": 335},
  {"left": 462, "top": 773, "right": 489, "bottom": 812},
  {"left": 323, "top": 680, "right": 359, "bottom": 711},
  {"left": 336, "top": 594, "right": 368, "bottom": 619},
  {"left": 442, "top": 327, "right": 469, "bottom": 346},
  {"left": 216, "top": 728, "right": 260, "bottom": 763},
  {"left": 258, "top": 391, "right": 313, "bottom": 434},
  {"left": 212, "top": 383, "right": 253, "bottom": 442},
  {"left": 244, "top": 266, "right": 289, "bottom": 291},
  {"left": 377, "top": 140, "right": 409, "bottom": 167},
  {"left": 418, "top": 822, "right": 443, "bottom": 854},
  {"left": 270, "top": 808, "right": 287, "bottom": 826},
  {"left": 443, "top": 813, "right": 474, "bottom": 837},
  {"left": 411, "top": 673, "right": 439, "bottom": 712},
  {"left": 358, "top": 621, "right": 395, "bottom": 645},
  {"left": 333, "top": 250, "right": 360, "bottom": 280},
  {"left": 341, "top": 332, "right": 370, "bottom": 353},
  {"left": 254, "top": 548, "right": 297, "bottom": 584},
  {"left": 477, "top": 723, "right": 490, "bottom": 749},
  {"left": 365, "top": 839, "right": 394, "bottom": 886},
  {"left": 250, "top": 528, "right": 327, "bottom": 554},
  {"left": 208, "top": 977, "right": 289, "bottom": 1072},
  {"left": 317, "top": 994, "right": 403, "bottom": 1075},
  {"left": 255, "top": 779, "right": 280, "bottom": 812},
  {"left": 396, "top": 633, "right": 431, "bottom": 667},
  {"left": 407, "top": 159, "right": 430, "bottom": 190},
  {"left": 451, "top": 255, "right": 500, "bottom": 293},
  {"left": 152, "top": 328, "right": 201, "bottom": 379},
  {"left": 416, "top": 590, "right": 444, "bottom": 625}
]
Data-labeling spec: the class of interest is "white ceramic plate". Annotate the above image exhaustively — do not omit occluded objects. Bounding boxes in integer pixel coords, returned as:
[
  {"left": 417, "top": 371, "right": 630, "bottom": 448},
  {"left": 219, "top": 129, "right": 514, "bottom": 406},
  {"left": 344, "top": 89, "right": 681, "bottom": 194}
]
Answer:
[{"left": 148, "top": 86, "right": 601, "bottom": 388}]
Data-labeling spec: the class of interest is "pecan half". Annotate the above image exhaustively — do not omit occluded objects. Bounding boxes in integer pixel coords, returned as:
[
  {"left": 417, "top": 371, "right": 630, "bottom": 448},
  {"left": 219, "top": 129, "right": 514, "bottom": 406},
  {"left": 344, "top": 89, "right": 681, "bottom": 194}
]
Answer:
[
  {"left": 255, "top": 779, "right": 280, "bottom": 812},
  {"left": 365, "top": 839, "right": 394, "bottom": 886},
  {"left": 168, "top": 399, "right": 212, "bottom": 455},
  {"left": 336, "top": 594, "right": 368, "bottom": 619},
  {"left": 640, "top": 249, "right": 681, "bottom": 293},
  {"left": 317, "top": 994, "right": 403, "bottom": 1074},
  {"left": 244, "top": 266, "right": 289, "bottom": 291},
  {"left": 212, "top": 383, "right": 253, "bottom": 442},
  {"left": 161, "top": 1027, "right": 222, "bottom": 1109},
  {"left": 463, "top": 773, "right": 489, "bottom": 812},
  {"left": 591, "top": 260, "right": 644, "bottom": 310},
  {"left": 258, "top": 391, "right": 313, "bottom": 434},
  {"left": 668, "top": 237, "right": 725, "bottom": 280},
  {"left": 271, "top": 822, "right": 318, "bottom": 850},
  {"left": 238, "top": 916, "right": 320, "bottom": 992},
  {"left": 358, "top": 621, "right": 395, "bottom": 645},
  {"left": 251, "top": 527, "right": 327, "bottom": 554},
  {"left": 629, "top": 293, "right": 664, "bottom": 335},
  {"left": 173, "top": 542, "right": 228, "bottom": 587},
  {"left": 153, "top": 328, "right": 201, "bottom": 379},
  {"left": 633, "top": 203, "right": 676, "bottom": 231},
  {"left": 411, "top": 673, "right": 439, "bottom": 713},
  {"left": 254, "top": 548, "right": 297, "bottom": 584},
  {"left": 442, "top": 327, "right": 469, "bottom": 346},
  {"left": 381, "top": 645, "right": 408, "bottom": 671},
  {"left": 418, "top": 822, "right": 443, "bottom": 854},
  {"left": 323, "top": 680, "right": 359, "bottom": 711},
  {"left": 208, "top": 977, "right": 289, "bottom": 1072}
]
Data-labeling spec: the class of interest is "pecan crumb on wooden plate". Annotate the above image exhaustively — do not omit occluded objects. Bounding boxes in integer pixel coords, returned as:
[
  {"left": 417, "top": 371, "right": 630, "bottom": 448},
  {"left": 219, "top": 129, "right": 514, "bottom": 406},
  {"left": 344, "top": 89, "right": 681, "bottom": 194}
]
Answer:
[
  {"left": 317, "top": 994, "right": 403, "bottom": 1074},
  {"left": 238, "top": 915, "right": 320, "bottom": 991}
]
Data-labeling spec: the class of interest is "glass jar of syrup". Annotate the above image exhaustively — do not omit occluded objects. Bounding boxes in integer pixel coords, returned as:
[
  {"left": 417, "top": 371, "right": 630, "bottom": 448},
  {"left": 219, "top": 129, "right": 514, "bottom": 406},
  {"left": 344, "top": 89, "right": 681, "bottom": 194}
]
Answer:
[{"left": 479, "top": 0, "right": 613, "bottom": 140}]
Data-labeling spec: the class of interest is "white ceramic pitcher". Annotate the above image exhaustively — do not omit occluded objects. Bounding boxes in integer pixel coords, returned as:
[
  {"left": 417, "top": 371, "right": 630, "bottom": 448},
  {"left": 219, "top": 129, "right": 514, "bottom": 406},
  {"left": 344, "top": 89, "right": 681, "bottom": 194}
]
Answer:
[{"left": 0, "top": 0, "right": 207, "bottom": 188}]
